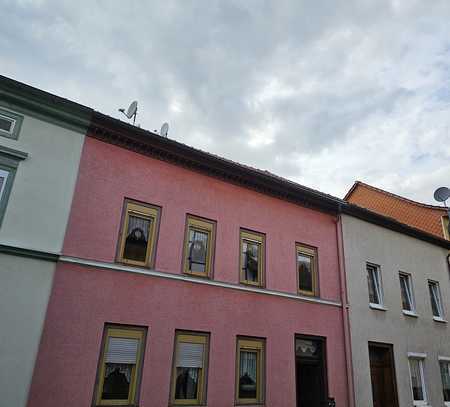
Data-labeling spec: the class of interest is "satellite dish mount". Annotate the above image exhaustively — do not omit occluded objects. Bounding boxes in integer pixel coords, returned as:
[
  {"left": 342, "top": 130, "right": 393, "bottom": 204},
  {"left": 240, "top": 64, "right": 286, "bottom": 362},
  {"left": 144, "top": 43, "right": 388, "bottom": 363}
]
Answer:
[{"left": 119, "top": 101, "right": 138, "bottom": 125}]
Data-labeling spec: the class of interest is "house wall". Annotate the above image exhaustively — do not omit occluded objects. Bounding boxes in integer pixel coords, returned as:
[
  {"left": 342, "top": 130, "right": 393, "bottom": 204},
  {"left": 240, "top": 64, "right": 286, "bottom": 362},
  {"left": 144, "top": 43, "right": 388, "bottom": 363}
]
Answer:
[
  {"left": 342, "top": 214, "right": 450, "bottom": 407},
  {"left": 27, "top": 136, "right": 350, "bottom": 407}
]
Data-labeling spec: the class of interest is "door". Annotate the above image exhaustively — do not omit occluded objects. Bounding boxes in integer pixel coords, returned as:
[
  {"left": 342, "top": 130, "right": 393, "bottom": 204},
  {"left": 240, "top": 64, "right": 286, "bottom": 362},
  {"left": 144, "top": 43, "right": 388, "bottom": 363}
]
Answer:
[
  {"left": 369, "top": 342, "right": 399, "bottom": 407},
  {"left": 295, "top": 335, "right": 328, "bottom": 407}
]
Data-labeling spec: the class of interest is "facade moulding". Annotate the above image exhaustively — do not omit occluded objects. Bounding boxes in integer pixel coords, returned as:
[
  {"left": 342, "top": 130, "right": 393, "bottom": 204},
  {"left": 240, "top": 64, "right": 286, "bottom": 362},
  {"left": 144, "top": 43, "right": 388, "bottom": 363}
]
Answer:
[{"left": 0, "top": 244, "right": 59, "bottom": 262}]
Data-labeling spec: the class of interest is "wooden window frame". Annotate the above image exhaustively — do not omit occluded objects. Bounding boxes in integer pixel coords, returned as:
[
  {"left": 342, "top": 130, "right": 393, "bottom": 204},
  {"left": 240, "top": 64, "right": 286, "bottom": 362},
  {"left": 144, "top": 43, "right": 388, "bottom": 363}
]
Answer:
[
  {"left": 367, "top": 263, "right": 384, "bottom": 307},
  {"left": 93, "top": 324, "right": 147, "bottom": 407},
  {"left": 182, "top": 215, "right": 216, "bottom": 278},
  {"left": 239, "top": 229, "right": 265, "bottom": 287},
  {"left": 116, "top": 199, "right": 161, "bottom": 268},
  {"left": 170, "top": 331, "right": 210, "bottom": 406},
  {"left": 296, "top": 243, "right": 319, "bottom": 297},
  {"left": 235, "top": 336, "right": 265, "bottom": 405}
]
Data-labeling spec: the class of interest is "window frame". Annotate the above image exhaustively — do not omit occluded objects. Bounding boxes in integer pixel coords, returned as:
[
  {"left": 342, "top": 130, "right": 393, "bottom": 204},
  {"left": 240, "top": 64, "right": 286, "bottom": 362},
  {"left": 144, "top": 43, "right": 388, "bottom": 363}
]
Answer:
[
  {"left": 408, "top": 354, "right": 427, "bottom": 407},
  {"left": 93, "top": 324, "right": 147, "bottom": 407},
  {"left": 182, "top": 215, "right": 216, "bottom": 278},
  {"left": 296, "top": 243, "right": 319, "bottom": 297},
  {"left": 116, "top": 199, "right": 161, "bottom": 268},
  {"left": 442, "top": 216, "right": 449, "bottom": 240},
  {"left": 399, "top": 272, "right": 416, "bottom": 315},
  {"left": 0, "top": 107, "right": 23, "bottom": 140},
  {"left": 235, "top": 336, "right": 265, "bottom": 405},
  {"left": 170, "top": 330, "right": 210, "bottom": 406},
  {"left": 428, "top": 280, "right": 445, "bottom": 320},
  {"left": 439, "top": 356, "right": 450, "bottom": 406},
  {"left": 239, "top": 229, "right": 265, "bottom": 287},
  {"left": 366, "top": 263, "right": 384, "bottom": 308}
]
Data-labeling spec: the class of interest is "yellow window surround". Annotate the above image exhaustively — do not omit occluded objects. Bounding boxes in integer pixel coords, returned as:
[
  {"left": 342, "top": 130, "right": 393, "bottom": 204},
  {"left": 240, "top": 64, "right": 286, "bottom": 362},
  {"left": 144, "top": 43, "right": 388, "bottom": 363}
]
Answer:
[
  {"left": 296, "top": 243, "right": 319, "bottom": 297},
  {"left": 239, "top": 229, "right": 265, "bottom": 287}
]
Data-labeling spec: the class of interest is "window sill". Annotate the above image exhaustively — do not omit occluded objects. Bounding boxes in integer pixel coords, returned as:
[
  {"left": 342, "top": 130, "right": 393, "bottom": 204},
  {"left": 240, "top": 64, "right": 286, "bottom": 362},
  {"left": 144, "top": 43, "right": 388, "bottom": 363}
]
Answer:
[
  {"left": 433, "top": 316, "right": 447, "bottom": 323},
  {"left": 369, "top": 303, "right": 387, "bottom": 311},
  {"left": 403, "top": 310, "right": 418, "bottom": 318}
]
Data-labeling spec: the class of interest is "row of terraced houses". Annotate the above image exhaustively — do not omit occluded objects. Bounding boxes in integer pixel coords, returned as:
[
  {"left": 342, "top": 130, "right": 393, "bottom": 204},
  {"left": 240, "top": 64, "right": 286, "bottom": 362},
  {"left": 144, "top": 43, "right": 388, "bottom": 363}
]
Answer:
[{"left": 0, "top": 75, "right": 449, "bottom": 407}]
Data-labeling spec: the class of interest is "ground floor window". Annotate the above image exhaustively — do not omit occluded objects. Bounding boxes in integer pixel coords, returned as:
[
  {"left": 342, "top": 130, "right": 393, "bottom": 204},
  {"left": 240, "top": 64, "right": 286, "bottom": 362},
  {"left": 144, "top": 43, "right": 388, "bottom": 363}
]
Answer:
[
  {"left": 439, "top": 357, "right": 450, "bottom": 405},
  {"left": 408, "top": 354, "right": 427, "bottom": 406}
]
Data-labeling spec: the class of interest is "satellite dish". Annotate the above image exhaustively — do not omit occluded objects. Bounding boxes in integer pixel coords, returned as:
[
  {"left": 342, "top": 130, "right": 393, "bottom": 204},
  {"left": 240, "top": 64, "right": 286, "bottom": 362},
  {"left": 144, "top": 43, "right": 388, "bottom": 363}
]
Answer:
[
  {"left": 118, "top": 101, "right": 138, "bottom": 124},
  {"left": 160, "top": 122, "right": 169, "bottom": 138},
  {"left": 434, "top": 187, "right": 450, "bottom": 203}
]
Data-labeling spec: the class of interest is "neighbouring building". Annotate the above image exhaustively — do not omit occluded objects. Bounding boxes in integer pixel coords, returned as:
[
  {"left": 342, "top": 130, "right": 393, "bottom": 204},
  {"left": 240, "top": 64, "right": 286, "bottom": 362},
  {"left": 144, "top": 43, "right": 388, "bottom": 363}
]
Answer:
[
  {"left": 26, "top": 111, "right": 354, "bottom": 407},
  {"left": 0, "top": 76, "right": 91, "bottom": 407},
  {"left": 342, "top": 188, "right": 450, "bottom": 407}
]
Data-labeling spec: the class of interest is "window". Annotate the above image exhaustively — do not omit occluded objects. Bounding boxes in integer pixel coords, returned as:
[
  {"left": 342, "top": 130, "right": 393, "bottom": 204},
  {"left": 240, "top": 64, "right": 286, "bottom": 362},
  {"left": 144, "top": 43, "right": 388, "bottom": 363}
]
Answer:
[
  {"left": 408, "top": 356, "right": 427, "bottom": 406},
  {"left": 399, "top": 273, "right": 415, "bottom": 314},
  {"left": 183, "top": 215, "right": 216, "bottom": 277},
  {"left": 428, "top": 280, "right": 445, "bottom": 320},
  {"left": 367, "top": 264, "right": 383, "bottom": 307},
  {"left": 0, "top": 107, "right": 23, "bottom": 140},
  {"left": 439, "top": 358, "right": 450, "bottom": 406},
  {"left": 240, "top": 229, "right": 265, "bottom": 287},
  {"left": 296, "top": 244, "right": 319, "bottom": 296},
  {"left": 117, "top": 200, "right": 161, "bottom": 267},
  {"left": 236, "top": 337, "right": 265, "bottom": 404},
  {"left": 442, "top": 216, "right": 449, "bottom": 240},
  {"left": 170, "top": 331, "right": 209, "bottom": 405},
  {"left": 94, "top": 325, "right": 146, "bottom": 406},
  {"left": 0, "top": 146, "right": 27, "bottom": 226}
]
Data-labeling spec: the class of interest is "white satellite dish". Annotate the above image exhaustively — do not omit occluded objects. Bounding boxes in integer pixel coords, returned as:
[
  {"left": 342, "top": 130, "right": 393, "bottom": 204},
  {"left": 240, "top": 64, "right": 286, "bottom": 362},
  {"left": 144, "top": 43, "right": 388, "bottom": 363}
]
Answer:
[
  {"left": 434, "top": 187, "right": 450, "bottom": 203},
  {"left": 118, "top": 100, "right": 138, "bottom": 124},
  {"left": 160, "top": 122, "right": 169, "bottom": 138}
]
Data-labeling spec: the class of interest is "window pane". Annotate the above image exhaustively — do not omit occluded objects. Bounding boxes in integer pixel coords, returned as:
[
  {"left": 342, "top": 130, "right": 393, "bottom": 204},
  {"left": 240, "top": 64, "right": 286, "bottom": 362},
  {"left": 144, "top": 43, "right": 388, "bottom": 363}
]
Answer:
[
  {"left": 400, "top": 275, "right": 412, "bottom": 311},
  {"left": 102, "top": 363, "right": 132, "bottom": 400},
  {"left": 188, "top": 229, "right": 208, "bottom": 273},
  {"left": 239, "top": 351, "right": 257, "bottom": 399},
  {"left": 429, "top": 283, "right": 442, "bottom": 317},
  {"left": 123, "top": 215, "right": 151, "bottom": 262},
  {"left": 298, "top": 253, "right": 313, "bottom": 292},
  {"left": 242, "top": 240, "right": 260, "bottom": 282},
  {"left": 0, "top": 169, "right": 9, "bottom": 200},
  {"left": 441, "top": 362, "right": 450, "bottom": 402},
  {"left": 0, "top": 117, "right": 13, "bottom": 132},
  {"left": 367, "top": 266, "right": 380, "bottom": 304},
  {"left": 175, "top": 367, "right": 199, "bottom": 399},
  {"left": 410, "top": 359, "right": 424, "bottom": 401}
]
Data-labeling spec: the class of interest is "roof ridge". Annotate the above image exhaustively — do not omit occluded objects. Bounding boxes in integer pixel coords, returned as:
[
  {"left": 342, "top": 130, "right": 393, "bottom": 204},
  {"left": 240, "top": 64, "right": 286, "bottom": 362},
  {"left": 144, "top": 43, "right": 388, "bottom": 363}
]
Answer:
[{"left": 348, "top": 181, "right": 447, "bottom": 211}]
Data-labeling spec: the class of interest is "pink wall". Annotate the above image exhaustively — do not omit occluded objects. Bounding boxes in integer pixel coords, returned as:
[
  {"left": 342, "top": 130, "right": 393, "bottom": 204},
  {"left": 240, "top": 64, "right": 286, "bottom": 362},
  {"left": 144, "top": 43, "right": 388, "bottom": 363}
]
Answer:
[{"left": 28, "top": 137, "right": 349, "bottom": 406}]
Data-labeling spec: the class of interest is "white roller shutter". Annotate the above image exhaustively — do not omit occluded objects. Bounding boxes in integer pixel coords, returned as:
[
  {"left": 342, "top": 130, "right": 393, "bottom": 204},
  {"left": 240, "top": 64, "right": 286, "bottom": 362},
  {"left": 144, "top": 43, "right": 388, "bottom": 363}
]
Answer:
[
  {"left": 105, "top": 337, "right": 139, "bottom": 364},
  {"left": 176, "top": 342, "right": 204, "bottom": 368}
]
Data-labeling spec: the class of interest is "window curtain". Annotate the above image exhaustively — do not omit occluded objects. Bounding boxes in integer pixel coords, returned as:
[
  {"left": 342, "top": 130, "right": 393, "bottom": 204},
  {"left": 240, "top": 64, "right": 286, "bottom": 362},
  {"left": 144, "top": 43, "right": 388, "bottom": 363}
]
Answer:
[
  {"left": 441, "top": 362, "right": 450, "bottom": 401},
  {"left": 127, "top": 215, "right": 150, "bottom": 240},
  {"left": 105, "top": 363, "right": 132, "bottom": 382},
  {"left": 409, "top": 359, "right": 424, "bottom": 400},
  {"left": 189, "top": 230, "right": 208, "bottom": 265},
  {"left": 240, "top": 351, "right": 257, "bottom": 383}
]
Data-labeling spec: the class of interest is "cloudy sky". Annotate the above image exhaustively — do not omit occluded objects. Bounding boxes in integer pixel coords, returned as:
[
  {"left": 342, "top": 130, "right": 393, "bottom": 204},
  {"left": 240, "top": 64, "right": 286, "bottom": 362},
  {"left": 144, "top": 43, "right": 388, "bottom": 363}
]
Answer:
[{"left": 2, "top": 0, "right": 450, "bottom": 203}]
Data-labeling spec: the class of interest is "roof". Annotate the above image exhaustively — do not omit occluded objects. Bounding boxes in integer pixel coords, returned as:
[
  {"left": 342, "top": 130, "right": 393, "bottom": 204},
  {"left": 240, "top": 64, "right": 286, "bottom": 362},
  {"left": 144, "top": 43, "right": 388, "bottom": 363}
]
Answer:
[{"left": 345, "top": 181, "right": 448, "bottom": 239}]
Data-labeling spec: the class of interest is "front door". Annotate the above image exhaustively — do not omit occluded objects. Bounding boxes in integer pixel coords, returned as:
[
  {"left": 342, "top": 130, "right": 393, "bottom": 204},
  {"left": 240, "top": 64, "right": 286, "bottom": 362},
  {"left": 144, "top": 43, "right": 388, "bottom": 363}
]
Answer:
[
  {"left": 369, "top": 342, "right": 399, "bottom": 407},
  {"left": 295, "top": 335, "right": 328, "bottom": 407}
]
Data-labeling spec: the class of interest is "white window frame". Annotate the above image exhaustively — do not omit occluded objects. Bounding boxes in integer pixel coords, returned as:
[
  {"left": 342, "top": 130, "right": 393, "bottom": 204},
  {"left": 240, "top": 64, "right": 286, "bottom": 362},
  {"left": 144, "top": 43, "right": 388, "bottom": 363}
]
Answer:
[
  {"left": 428, "top": 280, "right": 445, "bottom": 321},
  {"left": 408, "top": 353, "right": 428, "bottom": 406},
  {"left": 367, "top": 263, "right": 384, "bottom": 309},
  {"left": 439, "top": 356, "right": 450, "bottom": 407},
  {"left": 399, "top": 272, "right": 416, "bottom": 315},
  {"left": 0, "top": 113, "right": 16, "bottom": 135},
  {"left": 0, "top": 168, "right": 9, "bottom": 200}
]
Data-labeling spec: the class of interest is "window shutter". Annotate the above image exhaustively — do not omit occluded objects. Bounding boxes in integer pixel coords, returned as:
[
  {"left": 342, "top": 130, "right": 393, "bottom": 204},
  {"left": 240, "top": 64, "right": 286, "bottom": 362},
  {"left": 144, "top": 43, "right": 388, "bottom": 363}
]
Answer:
[
  {"left": 106, "top": 337, "right": 139, "bottom": 364},
  {"left": 176, "top": 342, "right": 204, "bottom": 368}
]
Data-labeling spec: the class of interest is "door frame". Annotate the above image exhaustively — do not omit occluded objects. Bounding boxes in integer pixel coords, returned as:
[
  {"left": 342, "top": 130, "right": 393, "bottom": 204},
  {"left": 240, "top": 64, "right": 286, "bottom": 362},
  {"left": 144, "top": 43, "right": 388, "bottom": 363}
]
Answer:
[
  {"left": 368, "top": 341, "right": 399, "bottom": 407},
  {"left": 294, "top": 334, "right": 329, "bottom": 406}
]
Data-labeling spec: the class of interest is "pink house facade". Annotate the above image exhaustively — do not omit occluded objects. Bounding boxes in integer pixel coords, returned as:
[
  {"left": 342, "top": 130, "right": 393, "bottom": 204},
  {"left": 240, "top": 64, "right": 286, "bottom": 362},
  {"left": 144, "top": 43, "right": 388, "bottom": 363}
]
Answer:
[{"left": 27, "top": 114, "right": 353, "bottom": 407}]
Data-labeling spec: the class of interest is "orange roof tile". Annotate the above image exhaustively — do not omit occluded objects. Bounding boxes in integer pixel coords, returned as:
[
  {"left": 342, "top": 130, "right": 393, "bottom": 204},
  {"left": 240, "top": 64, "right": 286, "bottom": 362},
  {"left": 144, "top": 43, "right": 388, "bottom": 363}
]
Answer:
[{"left": 345, "top": 181, "right": 448, "bottom": 239}]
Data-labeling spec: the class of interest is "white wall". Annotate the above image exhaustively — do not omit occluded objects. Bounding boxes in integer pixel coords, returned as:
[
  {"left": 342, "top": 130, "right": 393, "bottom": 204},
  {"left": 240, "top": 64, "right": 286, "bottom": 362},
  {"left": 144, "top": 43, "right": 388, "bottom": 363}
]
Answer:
[
  {"left": 342, "top": 214, "right": 450, "bottom": 407},
  {"left": 0, "top": 109, "right": 84, "bottom": 252},
  {"left": 0, "top": 254, "right": 56, "bottom": 407}
]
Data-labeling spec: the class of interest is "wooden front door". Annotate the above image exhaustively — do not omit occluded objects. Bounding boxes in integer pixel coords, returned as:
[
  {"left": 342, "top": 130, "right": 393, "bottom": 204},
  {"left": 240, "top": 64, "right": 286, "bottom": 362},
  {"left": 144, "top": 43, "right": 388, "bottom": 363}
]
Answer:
[{"left": 369, "top": 343, "right": 399, "bottom": 407}]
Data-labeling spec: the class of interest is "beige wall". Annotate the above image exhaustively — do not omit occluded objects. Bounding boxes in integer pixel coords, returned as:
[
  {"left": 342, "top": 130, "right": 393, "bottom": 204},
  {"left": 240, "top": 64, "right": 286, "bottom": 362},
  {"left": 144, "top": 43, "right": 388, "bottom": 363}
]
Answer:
[{"left": 342, "top": 214, "right": 450, "bottom": 407}]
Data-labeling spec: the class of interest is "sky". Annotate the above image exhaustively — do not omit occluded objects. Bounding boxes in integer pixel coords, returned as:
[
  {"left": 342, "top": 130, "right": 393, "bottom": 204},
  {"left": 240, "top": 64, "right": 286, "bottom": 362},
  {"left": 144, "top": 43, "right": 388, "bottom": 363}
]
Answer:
[{"left": 2, "top": 0, "right": 450, "bottom": 204}]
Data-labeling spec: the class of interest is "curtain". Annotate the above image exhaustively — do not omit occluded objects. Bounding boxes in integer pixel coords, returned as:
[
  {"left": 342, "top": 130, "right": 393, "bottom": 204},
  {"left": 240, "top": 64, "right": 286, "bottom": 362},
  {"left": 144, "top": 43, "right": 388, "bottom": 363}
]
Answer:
[
  {"left": 189, "top": 230, "right": 208, "bottom": 272},
  {"left": 441, "top": 362, "right": 450, "bottom": 401},
  {"left": 240, "top": 351, "right": 257, "bottom": 383},
  {"left": 105, "top": 363, "right": 132, "bottom": 383},
  {"left": 127, "top": 215, "right": 150, "bottom": 240},
  {"left": 409, "top": 359, "right": 424, "bottom": 401}
]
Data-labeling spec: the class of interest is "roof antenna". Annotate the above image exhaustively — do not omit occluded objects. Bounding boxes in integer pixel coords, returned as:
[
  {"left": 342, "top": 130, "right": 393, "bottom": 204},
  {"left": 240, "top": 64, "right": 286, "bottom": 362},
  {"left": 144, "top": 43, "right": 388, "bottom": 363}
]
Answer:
[{"left": 118, "top": 101, "right": 138, "bottom": 125}]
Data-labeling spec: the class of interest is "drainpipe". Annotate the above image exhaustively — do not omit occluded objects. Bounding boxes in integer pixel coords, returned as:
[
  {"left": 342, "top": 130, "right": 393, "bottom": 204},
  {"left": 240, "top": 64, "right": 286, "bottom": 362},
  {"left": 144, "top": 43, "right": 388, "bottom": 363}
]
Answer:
[{"left": 335, "top": 212, "right": 355, "bottom": 407}]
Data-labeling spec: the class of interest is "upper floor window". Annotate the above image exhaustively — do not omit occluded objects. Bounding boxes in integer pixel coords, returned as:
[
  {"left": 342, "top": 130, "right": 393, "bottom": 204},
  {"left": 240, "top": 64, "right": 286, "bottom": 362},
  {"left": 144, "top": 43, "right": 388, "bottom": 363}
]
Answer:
[
  {"left": 399, "top": 272, "right": 415, "bottom": 314},
  {"left": 296, "top": 244, "right": 319, "bottom": 296},
  {"left": 428, "top": 280, "right": 445, "bottom": 320},
  {"left": 183, "top": 215, "right": 216, "bottom": 278},
  {"left": 240, "top": 229, "right": 265, "bottom": 287},
  {"left": 439, "top": 357, "right": 450, "bottom": 406},
  {"left": 408, "top": 355, "right": 427, "bottom": 406},
  {"left": 367, "top": 263, "right": 383, "bottom": 308},
  {"left": 170, "top": 331, "right": 209, "bottom": 405},
  {"left": 0, "top": 107, "right": 23, "bottom": 140},
  {"left": 442, "top": 216, "right": 449, "bottom": 240},
  {"left": 117, "top": 199, "right": 161, "bottom": 268},
  {"left": 236, "top": 336, "right": 265, "bottom": 404},
  {"left": 93, "top": 325, "right": 146, "bottom": 406}
]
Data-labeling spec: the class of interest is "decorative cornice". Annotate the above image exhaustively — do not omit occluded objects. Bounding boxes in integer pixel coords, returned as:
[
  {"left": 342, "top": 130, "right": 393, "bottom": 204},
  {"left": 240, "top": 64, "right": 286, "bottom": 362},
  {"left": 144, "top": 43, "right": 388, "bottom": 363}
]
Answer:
[
  {"left": 59, "top": 255, "right": 343, "bottom": 308},
  {"left": 0, "top": 145, "right": 28, "bottom": 161},
  {"left": 0, "top": 244, "right": 59, "bottom": 261}
]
